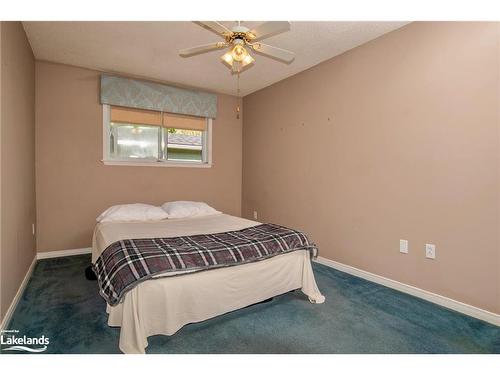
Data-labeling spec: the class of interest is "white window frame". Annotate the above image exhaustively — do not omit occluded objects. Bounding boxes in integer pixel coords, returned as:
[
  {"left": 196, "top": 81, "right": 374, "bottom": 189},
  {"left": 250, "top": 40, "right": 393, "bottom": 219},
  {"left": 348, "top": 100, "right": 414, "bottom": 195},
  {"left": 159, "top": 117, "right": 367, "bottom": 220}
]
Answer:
[{"left": 102, "top": 104, "right": 212, "bottom": 168}]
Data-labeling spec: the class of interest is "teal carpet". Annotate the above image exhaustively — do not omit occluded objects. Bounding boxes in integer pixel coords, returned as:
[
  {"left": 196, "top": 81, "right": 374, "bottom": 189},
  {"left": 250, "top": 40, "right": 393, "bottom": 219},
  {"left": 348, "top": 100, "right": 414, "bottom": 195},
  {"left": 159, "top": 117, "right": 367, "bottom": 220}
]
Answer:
[{"left": 3, "top": 254, "right": 499, "bottom": 354}]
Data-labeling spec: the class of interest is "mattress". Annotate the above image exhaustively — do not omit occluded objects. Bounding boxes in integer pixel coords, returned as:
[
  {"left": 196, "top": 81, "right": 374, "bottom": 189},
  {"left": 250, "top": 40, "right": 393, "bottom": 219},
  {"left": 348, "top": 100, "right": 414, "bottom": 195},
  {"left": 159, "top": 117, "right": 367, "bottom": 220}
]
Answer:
[
  {"left": 91, "top": 213, "right": 325, "bottom": 353},
  {"left": 92, "top": 214, "right": 260, "bottom": 263}
]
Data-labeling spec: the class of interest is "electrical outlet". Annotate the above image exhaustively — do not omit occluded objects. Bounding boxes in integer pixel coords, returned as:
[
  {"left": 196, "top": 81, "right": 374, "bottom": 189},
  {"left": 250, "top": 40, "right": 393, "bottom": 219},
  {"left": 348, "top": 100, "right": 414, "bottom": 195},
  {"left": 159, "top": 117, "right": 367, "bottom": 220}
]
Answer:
[
  {"left": 253, "top": 211, "right": 258, "bottom": 220},
  {"left": 425, "top": 243, "right": 436, "bottom": 259},
  {"left": 32, "top": 223, "right": 35, "bottom": 236},
  {"left": 400, "top": 239, "right": 408, "bottom": 254}
]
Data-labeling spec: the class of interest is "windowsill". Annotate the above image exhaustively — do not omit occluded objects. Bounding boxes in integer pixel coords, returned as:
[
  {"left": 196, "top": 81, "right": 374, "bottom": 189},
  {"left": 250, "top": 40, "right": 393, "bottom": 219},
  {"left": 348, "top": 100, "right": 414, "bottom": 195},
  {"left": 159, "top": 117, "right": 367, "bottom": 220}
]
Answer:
[{"left": 102, "top": 159, "right": 212, "bottom": 168}]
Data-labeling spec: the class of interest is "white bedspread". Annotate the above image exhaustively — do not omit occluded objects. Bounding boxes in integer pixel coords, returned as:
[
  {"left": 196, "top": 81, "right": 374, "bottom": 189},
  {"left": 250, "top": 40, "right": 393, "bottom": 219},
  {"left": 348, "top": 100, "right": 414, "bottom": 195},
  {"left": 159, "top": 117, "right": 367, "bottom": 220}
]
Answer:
[{"left": 92, "top": 214, "right": 325, "bottom": 354}]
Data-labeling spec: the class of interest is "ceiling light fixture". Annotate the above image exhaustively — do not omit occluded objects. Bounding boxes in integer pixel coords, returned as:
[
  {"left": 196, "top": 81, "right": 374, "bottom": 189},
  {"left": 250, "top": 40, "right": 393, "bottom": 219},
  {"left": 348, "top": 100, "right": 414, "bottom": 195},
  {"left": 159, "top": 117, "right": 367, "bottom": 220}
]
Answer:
[
  {"left": 231, "top": 43, "right": 247, "bottom": 62},
  {"left": 180, "top": 21, "right": 295, "bottom": 118},
  {"left": 180, "top": 21, "right": 295, "bottom": 75},
  {"left": 220, "top": 45, "right": 255, "bottom": 74}
]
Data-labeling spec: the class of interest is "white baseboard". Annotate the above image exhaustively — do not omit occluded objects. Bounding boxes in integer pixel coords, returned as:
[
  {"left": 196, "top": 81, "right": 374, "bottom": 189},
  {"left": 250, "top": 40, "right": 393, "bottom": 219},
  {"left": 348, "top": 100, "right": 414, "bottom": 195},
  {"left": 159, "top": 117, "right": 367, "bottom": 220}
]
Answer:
[
  {"left": 314, "top": 256, "right": 500, "bottom": 327},
  {"left": 0, "top": 255, "right": 37, "bottom": 332},
  {"left": 3, "top": 250, "right": 497, "bottom": 332},
  {"left": 36, "top": 247, "right": 92, "bottom": 260}
]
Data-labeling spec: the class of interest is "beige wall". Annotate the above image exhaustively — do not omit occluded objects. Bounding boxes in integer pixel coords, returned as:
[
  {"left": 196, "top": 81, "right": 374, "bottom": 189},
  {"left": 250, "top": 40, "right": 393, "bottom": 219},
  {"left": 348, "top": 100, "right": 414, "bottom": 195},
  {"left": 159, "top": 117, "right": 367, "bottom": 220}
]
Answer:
[
  {"left": 0, "top": 22, "right": 36, "bottom": 320},
  {"left": 35, "top": 61, "right": 242, "bottom": 253},
  {"left": 242, "top": 22, "right": 500, "bottom": 314},
  {"left": 0, "top": 21, "right": 3, "bottom": 322}
]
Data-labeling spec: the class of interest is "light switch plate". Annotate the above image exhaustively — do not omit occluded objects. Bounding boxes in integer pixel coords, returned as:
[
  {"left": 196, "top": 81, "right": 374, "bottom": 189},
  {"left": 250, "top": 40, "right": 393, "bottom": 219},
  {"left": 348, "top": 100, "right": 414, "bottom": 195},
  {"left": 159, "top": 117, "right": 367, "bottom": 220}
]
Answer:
[
  {"left": 425, "top": 243, "right": 436, "bottom": 259},
  {"left": 400, "top": 239, "right": 408, "bottom": 254}
]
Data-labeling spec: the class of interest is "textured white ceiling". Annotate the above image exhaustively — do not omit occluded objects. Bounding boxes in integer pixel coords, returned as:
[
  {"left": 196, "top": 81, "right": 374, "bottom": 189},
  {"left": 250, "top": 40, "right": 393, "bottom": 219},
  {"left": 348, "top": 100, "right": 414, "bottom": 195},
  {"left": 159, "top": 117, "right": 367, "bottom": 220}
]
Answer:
[{"left": 23, "top": 21, "right": 408, "bottom": 96}]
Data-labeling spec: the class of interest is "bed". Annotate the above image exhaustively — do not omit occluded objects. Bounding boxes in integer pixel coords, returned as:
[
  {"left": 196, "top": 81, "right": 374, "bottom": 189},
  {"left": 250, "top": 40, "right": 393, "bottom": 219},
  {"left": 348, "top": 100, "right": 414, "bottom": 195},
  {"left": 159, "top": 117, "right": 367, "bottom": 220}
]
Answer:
[{"left": 92, "top": 213, "right": 325, "bottom": 354}]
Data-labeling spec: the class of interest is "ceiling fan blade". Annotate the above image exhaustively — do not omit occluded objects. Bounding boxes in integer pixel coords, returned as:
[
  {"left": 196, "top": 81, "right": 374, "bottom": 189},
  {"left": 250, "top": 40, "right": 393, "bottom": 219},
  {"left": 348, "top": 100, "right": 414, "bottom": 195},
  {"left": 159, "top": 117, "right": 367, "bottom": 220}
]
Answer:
[
  {"left": 248, "top": 21, "right": 291, "bottom": 41},
  {"left": 195, "top": 21, "right": 232, "bottom": 37},
  {"left": 251, "top": 43, "right": 295, "bottom": 63},
  {"left": 179, "top": 42, "right": 227, "bottom": 57}
]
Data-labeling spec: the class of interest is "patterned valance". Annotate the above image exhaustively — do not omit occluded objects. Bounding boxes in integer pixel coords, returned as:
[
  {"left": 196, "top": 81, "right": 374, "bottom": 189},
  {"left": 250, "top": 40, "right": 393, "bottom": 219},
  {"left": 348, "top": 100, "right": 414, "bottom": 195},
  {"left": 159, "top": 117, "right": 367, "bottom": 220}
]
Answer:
[{"left": 100, "top": 74, "right": 217, "bottom": 118}]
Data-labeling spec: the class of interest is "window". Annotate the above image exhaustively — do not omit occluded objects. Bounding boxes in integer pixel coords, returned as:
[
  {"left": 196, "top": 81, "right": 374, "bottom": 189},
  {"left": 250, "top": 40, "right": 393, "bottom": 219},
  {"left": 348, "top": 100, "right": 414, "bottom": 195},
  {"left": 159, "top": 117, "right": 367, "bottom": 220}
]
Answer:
[{"left": 103, "top": 105, "right": 212, "bottom": 167}]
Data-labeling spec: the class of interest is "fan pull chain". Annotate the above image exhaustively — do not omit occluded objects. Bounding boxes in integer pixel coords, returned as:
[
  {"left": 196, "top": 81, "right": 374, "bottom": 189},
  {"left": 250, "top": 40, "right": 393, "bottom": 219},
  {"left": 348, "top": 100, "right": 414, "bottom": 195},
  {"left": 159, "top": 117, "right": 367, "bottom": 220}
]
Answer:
[{"left": 236, "top": 72, "right": 241, "bottom": 119}]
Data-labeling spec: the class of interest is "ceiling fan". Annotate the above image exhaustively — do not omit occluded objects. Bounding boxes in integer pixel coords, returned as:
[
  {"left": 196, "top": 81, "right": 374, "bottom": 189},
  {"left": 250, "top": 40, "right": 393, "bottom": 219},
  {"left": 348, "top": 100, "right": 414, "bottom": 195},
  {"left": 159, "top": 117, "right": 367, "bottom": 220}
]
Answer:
[{"left": 179, "top": 21, "right": 295, "bottom": 74}]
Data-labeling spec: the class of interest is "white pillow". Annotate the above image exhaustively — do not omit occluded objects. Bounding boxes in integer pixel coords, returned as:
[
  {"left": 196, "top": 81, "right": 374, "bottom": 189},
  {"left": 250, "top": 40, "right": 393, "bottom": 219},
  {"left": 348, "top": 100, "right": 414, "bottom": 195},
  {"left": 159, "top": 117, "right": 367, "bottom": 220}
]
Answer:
[
  {"left": 97, "top": 203, "right": 169, "bottom": 223},
  {"left": 161, "top": 201, "right": 221, "bottom": 219}
]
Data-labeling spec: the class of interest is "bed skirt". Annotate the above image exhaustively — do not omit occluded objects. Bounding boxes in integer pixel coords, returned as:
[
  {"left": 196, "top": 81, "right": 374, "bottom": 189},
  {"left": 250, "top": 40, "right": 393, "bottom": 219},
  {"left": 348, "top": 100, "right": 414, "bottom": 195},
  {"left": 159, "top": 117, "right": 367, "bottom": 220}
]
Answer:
[{"left": 106, "top": 249, "right": 325, "bottom": 354}]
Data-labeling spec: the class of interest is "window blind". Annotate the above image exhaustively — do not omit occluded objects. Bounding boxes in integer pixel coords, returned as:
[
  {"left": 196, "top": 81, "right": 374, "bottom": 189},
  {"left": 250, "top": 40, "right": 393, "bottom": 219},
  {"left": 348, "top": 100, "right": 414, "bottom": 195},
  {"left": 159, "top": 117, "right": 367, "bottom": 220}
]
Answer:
[
  {"left": 110, "top": 106, "right": 207, "bottom": 131},
  {"left": 110, "top": 106, "right": 162, "bottom": 126},
  {"left": 162, "top": 113, "right": 206, "bottom": 131}
]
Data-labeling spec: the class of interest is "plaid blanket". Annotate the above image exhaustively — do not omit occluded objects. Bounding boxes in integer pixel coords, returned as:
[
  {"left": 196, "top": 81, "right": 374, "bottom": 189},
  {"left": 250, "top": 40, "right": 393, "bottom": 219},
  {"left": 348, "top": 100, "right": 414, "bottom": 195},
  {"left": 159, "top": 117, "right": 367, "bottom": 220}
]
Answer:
[{"left": 94, "top": 223, "right": 317, "bottom": 306}]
